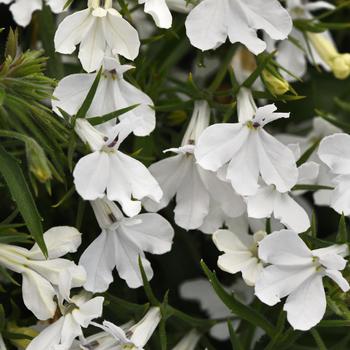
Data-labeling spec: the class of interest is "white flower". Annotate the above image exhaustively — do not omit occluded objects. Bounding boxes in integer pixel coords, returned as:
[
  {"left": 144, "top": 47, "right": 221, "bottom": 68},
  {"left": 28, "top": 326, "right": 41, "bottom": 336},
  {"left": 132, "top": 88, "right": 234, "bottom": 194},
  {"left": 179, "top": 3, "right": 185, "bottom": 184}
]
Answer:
[
  {"left": 27, "top": 292, "right": 104, "bottom": 350},
  {"left": 79, "top": 198, "right": 174, "bottom": 290},
  {"left": 180, "top": 278, "right": 253, "bottom": 340},
  {"left": 185, "top": 0, "right": 292, "bottom": 54},
  {"left": 144, "top": 101, "right": 245, "bottom": 231},
  {"left": 139, "top": 0, "right": 172, "bottom": 28},
  {"left": 0, "top": 334, "right": 6, "bottom": 350},
  {"left": 255, "top": 229, "right": 350, "bottom": 330},
  {"left": 166, "top": 0, "right": 194, "bottom": 13},
  {"left": 213, "top": 229, "right": 266, "bottom": 286},
  {"left": 89, "top": 307, "right": 161, "bottom": 350},
  {"left": 318, "top": 133, "right": 350, "bottom": 215},
  {"left": 271, "top": 0, "right": 350, "bottom": 80},
  {"left": 54, "top": 0, "right": 140, "bottom": 72},
  {"left": 246, "top": 161, "right": 319, "bottom": 233},
  {"left": 195, "top": 104, "right": 298, "bottom": 196},
  {"left": 52, "top": 57, "right": 155, "bottom": 138},
  {"left": 0, "top": 0, "right": 66, "bottom": 27},
  {"left": 73, "top": 119, "right": 162, "bottom": 217},
  {"left": 0, "top": 227, "right": 86, "bottom": 320},
  {"left": 172, "top": 330, "right": 201, "bottom": 350}
]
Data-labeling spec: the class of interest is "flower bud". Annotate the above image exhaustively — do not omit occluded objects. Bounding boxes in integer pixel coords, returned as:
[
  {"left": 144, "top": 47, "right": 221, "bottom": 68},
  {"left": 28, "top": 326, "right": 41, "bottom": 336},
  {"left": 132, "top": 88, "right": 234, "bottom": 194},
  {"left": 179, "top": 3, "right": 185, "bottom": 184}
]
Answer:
[
  {"left": 308, "top": 33, "right": 350, "bottom": 80},
  {"left": 261, "top": 69, "right": 290, "bottom": 96},
  {"left": 25, "top": 139, "right": 52, "bottom": 183},
  {"left": 181, "top": 100, "right": 210, "bottom": 146}
]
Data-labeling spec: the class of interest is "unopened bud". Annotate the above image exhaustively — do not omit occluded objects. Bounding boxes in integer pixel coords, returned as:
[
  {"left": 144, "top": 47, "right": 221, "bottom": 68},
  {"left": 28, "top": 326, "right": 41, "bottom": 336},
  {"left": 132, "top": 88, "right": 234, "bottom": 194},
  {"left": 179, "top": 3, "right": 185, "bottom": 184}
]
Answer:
[
  {"left": 262, "top": 69, "right": 290, "bottom": 96},
  {"left": 25, "top": 139, "right": 52, "bottom": 183},
  {"left": 308, "top": 33, "right": 350, "bottom": 80}
]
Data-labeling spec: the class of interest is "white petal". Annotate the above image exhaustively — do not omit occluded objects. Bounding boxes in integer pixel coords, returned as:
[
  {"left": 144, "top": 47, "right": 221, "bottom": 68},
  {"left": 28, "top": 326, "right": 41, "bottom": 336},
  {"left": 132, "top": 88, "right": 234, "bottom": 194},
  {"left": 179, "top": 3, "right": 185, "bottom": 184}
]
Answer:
[
  {"left": 284, "top": 274, "right": 326, "bottom": 330},
  {"left": 237, "top": 87, "right": 257, "bottom": 123},
  {"left": 226, "top": 132, "right": 260, "bottom": 196},
  {"left": 143, "top": 154, "right": 188, "bottom": 212},
  {"left": 54, "top": 9, "right": 94, "bottom": 54},
  {"left": 253, "top": 104, "right": 289, "bottom": 127},
  {"left": 298, "top": 161, "right": 319, "bottom": 184},
  {"left": 9, "top": 0, "right": 42, "bottom": 27},
  {"left": 174, "top": 161, "right": 210, "bottom": 230},
  {"left": 258, "top": 229, "right": 312, "bottom": 265},
  {"left": 60, "top": 313, "right": 83, "bottom": 348},
  {"left": 73, "top": 151, "right": 110, "bottom": 200},
  {"left": 141, "top": 0, "right": 172, "bottom": 28},
  {"left": 79, "top": 229, "right": 115, "bottom": 293},
  {"left": 213, "top": 229, "right": 250, "bottom": 252},
  {"left": 107, "top": 152, "right": 162, "bottom": 216},
  {"left": 26, "top": 317, "right": 64, "bottom": 350},
  {"left": 325, "top": 270, "right": 350, "bottom": 292},
  {"left": 257, "top": 129, "right": 298, "bottom": 193},
  {"left": 22, "top": 269, "right": 57, "bottom": 320},
  {"left": 330, "top": 175, "right": 350, "bottom": 215},
  {"left": 199, "top": 202, "right": 226, "bottom": 234},
  {"left": 113, "top": 234, "right": 153, "bottom": 288},
  {"left": 79, "top": 20, "right": 106, "bottom": 72},
  {"left": 255, "top": 265, "right": 315, "bottom": 306},
  {"left": 242, "top": 260, "right": 264, "bottom": 286},
  {"left": 195, "top": 123, "right": 249, "bottom": 172},
  {"left": 72, "top": 296, "right": 104, "bottom": 327},
  {"left": 318, "top": 133, "right": 350, "bottom": 175},
  {"left": 218, "top": 253, "right": 256, "bottom": 276},
  {"left": 121, "top": 213, "right": 174, "bottom": 254},
  {"left": 246, "top": 185, "right": 275, "bottom": 219},
  {"left": 103, "top": 12, "right": 140, "bottom": 60},
  {"left": 46, "top": 0, "right": 67, "bottom": 13},
  {"left": 28, "top": 226, "right": 82, "bottom": 260},
  {"left": 273, "top": 193, "right": 310, "bottom": 233},
  {"left": 304, "top": 1, "right": 335, "bottom": 11},
  {"left": 185, "top": 0, "right": 228, "bottom": 51}
]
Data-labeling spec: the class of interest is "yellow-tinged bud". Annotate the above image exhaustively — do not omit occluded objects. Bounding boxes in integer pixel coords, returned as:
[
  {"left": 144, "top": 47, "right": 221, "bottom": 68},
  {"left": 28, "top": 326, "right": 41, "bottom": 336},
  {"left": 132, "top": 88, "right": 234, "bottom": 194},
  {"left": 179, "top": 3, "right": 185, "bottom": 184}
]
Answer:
[
  {"left": 308, "top": 32, "right": 350, "bottom": 80},
  {"left": 7, "top": 322, "right": 38, "bottom": 349},
  {"left": 262, "top": 69, "right": 290, "bottom": 96},
  {"left": 25, "top": 139, "right": 52, "bottom": 183}
]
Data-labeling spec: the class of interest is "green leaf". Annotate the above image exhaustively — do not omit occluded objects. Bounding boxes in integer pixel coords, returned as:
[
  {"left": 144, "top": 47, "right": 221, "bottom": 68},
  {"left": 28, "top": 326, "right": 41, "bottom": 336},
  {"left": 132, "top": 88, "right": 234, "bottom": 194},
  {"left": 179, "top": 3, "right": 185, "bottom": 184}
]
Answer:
[
  {"left": 0, "top": 305, "right": 5, "bottom": 331},
  {"left": 310, "top": 329, "right": 327, "bottom": 350},
  {"left": 296, "top": 139, "right": 320, "bottom": 167},
  {"left": 138, "top": 256, "right": 160, "bottom": 306},
  {"left": 88, "top": 104, "right": 140, "bottom": 126},
  {"left": 337, "top": 213, "right": 348, "bottom": 243},
  {"left": 0, "top": 145, "right": 46, "bottom": 256},
  {"left": 75, "top": 67, "right": 103, "bottom": 120},
  {"left": 228, "top": 321, "right": 243, "bottom": 350},
  {"left": 200, "top": 260, "right": 276, "bottom": 337},
  {"left": 291, "top": 184, "right": 334, "bottom": 191}
]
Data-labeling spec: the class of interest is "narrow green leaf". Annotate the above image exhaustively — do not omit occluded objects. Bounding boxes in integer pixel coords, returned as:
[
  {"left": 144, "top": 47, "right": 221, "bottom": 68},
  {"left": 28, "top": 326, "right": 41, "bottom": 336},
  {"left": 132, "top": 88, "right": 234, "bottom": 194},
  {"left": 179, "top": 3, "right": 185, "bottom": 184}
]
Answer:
[
  {"left": 228, "top": 321, "right": 243, "bottom": 350},
  {"left": 200, "top": 260, "right": 276, "bottom": 337},
  {"left": 291, "top": 184, "right": 334, "bottom": 191},
  {"left": 311, "top": 329, "right": 327, "bottom": 350},
  {"left": 88, "top": 104, "right": 140, "bottom": 126},
  {"left": 75, "top": 67, "right": 103, "bottom": 120},
  {"left": 138, "top": 256, "right": 160, "bottom": 306},
  {"left": 337, "top": 213, "right": 348, "bottom": 243},
  {"left": 0, "top": 145, "right": 46, "bottom": 256},
  {"left": 0, "top": 305, "right": 5, "bottom": 331},
  {"left": 296, "top": 139, "right": 320, "bottom": 167}
]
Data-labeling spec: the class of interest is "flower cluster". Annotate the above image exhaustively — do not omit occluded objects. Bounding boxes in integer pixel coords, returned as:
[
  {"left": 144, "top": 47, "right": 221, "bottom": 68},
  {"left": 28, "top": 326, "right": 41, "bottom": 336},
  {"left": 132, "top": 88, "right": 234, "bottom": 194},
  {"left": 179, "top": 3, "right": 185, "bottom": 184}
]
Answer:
[{"left": 0, "top": 0, "right": 350, "bottom": 349}]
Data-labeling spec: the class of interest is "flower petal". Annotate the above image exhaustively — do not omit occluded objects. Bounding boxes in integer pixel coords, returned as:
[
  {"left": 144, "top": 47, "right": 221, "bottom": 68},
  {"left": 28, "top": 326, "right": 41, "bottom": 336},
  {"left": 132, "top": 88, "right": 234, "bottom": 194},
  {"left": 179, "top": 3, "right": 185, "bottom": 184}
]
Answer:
[
  {"left": 79, "top": 229, "right": 115, "bottom": 293},
  {"left": 213, "top": 229, "right": 250, "bottom": 252},
  {"left": 284, "top": 274, "right": 326, "bottom": 330},
  {"left": 9, "top": 0, "right": 42, "bottom": 27},
  {"left": 325, "top": 270, "right": 350, "bottom": 292},
  {"left": 141, "top": 0, "right": 172, "bottom": 28},
  {"left": 72, "top": 296, "right": 104, "bottom": 327},
  {"left": 73, "top": 151, "right": 110, "bottom": 200}
]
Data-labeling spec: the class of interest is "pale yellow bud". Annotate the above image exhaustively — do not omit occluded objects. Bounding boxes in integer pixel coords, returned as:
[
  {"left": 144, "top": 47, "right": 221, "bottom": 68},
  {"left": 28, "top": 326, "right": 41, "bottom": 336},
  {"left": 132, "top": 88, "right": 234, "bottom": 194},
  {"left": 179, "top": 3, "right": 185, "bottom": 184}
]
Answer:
[
  {"left": 262, "top": 70, "right": 290, "bottom": 95},
  {"left": 308, "top": 33, "right": 350, "bottom": 80}
]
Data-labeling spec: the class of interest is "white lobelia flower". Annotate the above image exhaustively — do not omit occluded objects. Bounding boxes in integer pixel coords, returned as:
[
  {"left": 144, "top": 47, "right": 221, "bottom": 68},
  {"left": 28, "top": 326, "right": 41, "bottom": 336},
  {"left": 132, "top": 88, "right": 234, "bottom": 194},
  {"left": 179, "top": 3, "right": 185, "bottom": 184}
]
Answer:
[
  {"left": 277, "top": 117, "right": 341, "bottom": 206},
  {"left": 54, "top": 0, "right": 140, "bottom": 72},
  {"left": 172, "top": 330, "right": 201, "bottom": 350},
  {"left": 143, "top": 100, "right": 245, "bottom": 231},
  {"left": 255, "top": 230, "right": 350, "bottom": 330},
  {"left": 318, "top": 133, "right": 350, "bottom": 215},
  {"left": 73, "top": 119, "right": 162, "bottom": 217},
  {"left": 180, "top": 278, "right": 254, "bottom": 340},
  {"left": 246, "top": 158, "right": 319, "bottom": 233},
  {"left": 27, "top": 292, "right": 104, "bottom": 350},
  {"left": 195, "top": 104, "right": 298, "bottom": 196},
  {"left": 271, "top": 0, "right": 350, "bottom": 81},
  {"left": 79, "top": 197, "right": 174, "bottom": 290},
  {"left": 89, "top": 307, "right": 161, "bottom": 350},
  {"left": 0, "top": 0, "right": 66, "bottom": 27},
  {"left": 213, "top": 229, "right": 267, "bottom": 286},
  {"left": 166, "top": 0, "right": 194, "bottom": 13},
  {"left": 185, "top": 0, "right": 292, "bottom": 54},
  {"left": 0, "top": 227, "right": 86, "bottom": 320},
  {"left": 52, "top": 56, "right": 155, "bottom": 138}
]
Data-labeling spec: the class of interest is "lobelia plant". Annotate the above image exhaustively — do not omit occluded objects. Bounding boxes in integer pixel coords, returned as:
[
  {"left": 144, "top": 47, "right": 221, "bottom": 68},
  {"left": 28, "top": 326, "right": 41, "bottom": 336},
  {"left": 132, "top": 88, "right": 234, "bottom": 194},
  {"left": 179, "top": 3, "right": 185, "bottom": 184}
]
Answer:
[{"left": 0, "top": 0, "right": 349, "bottom": 349}]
